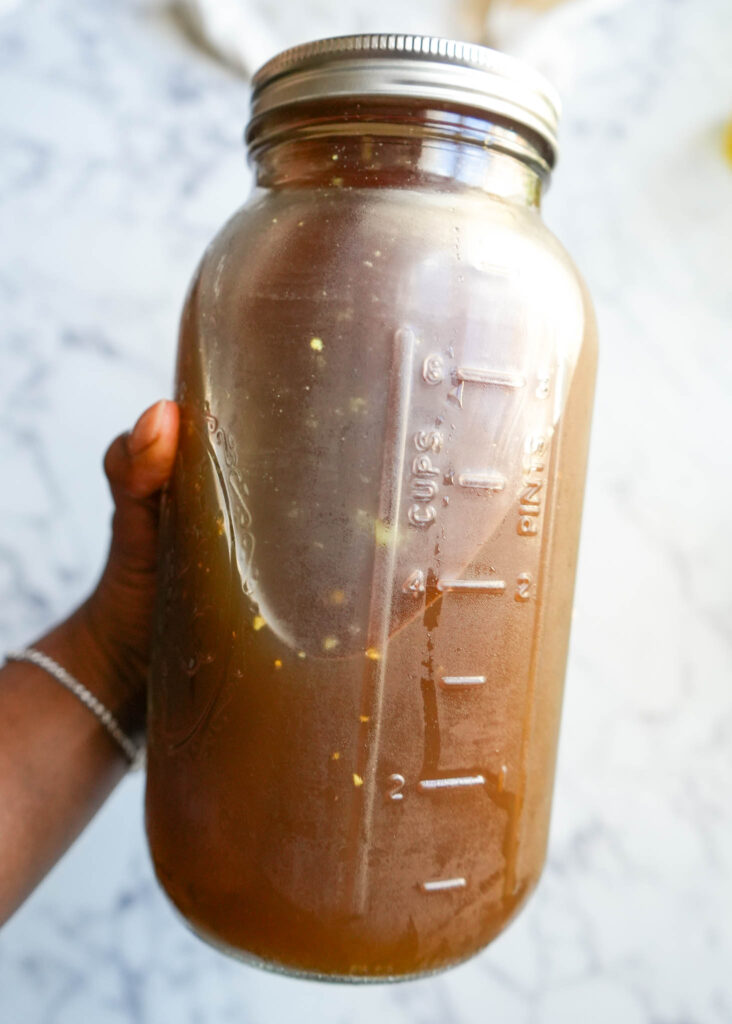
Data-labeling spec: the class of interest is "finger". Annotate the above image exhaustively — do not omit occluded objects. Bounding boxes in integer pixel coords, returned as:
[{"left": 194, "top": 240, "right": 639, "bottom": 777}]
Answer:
[{"left": 104, "top": 400, "right": 180, "bottom": 502}]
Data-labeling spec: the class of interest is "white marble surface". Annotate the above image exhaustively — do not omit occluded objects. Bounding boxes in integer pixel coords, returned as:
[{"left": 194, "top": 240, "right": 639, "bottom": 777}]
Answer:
[{"left": 1, "top": 0, "right": 731, "bottom": 1021}]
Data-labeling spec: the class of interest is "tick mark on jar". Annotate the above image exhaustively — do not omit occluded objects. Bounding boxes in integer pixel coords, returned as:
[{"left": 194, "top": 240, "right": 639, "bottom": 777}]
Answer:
[{"left": 421, "top": 877, "right": 467, "bottom": 893}]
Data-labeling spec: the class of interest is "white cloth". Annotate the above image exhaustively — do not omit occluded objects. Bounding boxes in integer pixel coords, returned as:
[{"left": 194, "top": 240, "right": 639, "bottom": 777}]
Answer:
[
  {"left": 485, "top": 0, "right": 634, "bottom": 95},
  {"left": 175, "top": 0, "right": 478, "bottom": 77}
]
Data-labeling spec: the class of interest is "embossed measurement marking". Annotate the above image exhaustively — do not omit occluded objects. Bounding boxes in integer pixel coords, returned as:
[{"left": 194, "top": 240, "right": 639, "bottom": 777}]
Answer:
[
  {"left": 419, "top": 775, "right": 485, "bottom": 791},
  {"left": 457, "top": 471, "right": 506, "bottom": 492},
  {"left": 440, "top": 675, "right": 486, "bottom": 687},
  {"left": 455, "top": 367, "right": 526, "bottom": 389},
  {"left": 437, "top": 579, "right": 506, "bottom": 594},
  {"left": 421, "top": 877, "right": 467, "bottom": 892},
  {"left": 403, "top": 569, "right": 426, "bottom": 595},
  {"left": 449, "top": 366, "right": 526, "bottom": 407}
]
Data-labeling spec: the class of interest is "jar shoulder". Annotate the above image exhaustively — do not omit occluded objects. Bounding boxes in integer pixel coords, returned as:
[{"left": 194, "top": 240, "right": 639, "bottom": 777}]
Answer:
[{"left": 189, "top": 187, "right": 596, "bottom": 358}]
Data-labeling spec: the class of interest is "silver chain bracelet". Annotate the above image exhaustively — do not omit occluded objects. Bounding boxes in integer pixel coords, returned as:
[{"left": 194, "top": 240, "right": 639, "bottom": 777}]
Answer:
[{"left": 5, "top": 647, "right": 144, "bottom": 771}]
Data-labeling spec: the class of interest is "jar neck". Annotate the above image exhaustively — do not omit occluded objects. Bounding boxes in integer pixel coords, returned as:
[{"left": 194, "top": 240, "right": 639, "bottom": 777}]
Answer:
[{"left": 247, "top": 101, "right": 552, "bottom": 208}]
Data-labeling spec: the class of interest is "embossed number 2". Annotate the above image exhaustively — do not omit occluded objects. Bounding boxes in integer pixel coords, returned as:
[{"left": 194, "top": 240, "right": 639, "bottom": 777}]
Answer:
[{"left": 387, "top": 773, "right": 406, "bottom": 801}]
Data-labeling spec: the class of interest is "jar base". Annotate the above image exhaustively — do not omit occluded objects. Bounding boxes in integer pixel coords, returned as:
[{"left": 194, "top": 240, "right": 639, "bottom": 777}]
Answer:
[
  {"left": 166, "top": 896, "right": 493, "bottom": 984},
  {"left": 150, "top": 852, "right": 534, "bottom": 983}
]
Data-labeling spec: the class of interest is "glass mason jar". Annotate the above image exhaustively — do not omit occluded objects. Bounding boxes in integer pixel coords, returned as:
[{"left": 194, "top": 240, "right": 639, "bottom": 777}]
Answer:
[{"left": 146, "top": 35, "right": 597, "bottom": 981}]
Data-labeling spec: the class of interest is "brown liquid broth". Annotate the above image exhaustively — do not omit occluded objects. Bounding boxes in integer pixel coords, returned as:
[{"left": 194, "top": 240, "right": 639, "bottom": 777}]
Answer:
[{"left": 146, "top": 184, "right": 597, "bottom": 978}]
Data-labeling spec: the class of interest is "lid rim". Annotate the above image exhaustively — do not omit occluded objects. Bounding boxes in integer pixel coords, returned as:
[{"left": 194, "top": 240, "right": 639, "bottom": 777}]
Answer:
[
  {"left": 253, "top": 33, "right": 560, "bottom": 111},
  {"left": 250, "top": 34, "right": 561, "bottom": 164}
]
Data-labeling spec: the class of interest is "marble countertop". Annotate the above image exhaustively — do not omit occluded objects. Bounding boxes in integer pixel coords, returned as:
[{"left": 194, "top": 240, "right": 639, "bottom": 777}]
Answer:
[{"left": 1, "top": 0, "right": 730, "bottom": 1021}]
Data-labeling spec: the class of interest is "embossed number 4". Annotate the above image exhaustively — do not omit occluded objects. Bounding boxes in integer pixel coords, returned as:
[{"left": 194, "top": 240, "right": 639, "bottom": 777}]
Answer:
[{"left": 403, "top": 570, "right": 426, "bottom": 595}]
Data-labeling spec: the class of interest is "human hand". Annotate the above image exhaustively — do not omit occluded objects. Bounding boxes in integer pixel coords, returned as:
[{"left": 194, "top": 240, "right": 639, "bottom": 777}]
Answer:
[
  {"left": 0, "top": 399, "right": 180, "bottom": 924},
  {"left": 81, "top": 399, "right": 180, "bottom": 726}
]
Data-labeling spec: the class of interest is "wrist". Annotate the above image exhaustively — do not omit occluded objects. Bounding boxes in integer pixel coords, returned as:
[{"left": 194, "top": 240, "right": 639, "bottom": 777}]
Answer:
[{"left": 37, "top": 600, "right": 147, "bottom": 740}]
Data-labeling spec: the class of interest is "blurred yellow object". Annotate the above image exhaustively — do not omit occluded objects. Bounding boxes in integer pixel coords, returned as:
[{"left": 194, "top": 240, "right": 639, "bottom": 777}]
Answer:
[
  {"left": 465, "top": 0, "right": 569, "bottom": 25},
  {"left": 493, "top": 0, "right": 566, "bottom": 8},
  {"left": 724, "top": 118, "right": 732, "bottom": 166}
]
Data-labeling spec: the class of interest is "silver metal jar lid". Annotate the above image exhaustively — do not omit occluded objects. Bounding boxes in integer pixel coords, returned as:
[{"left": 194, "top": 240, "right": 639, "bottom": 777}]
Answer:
[{"left": 250, "top": 34, "right": 561, "bottom": 164}]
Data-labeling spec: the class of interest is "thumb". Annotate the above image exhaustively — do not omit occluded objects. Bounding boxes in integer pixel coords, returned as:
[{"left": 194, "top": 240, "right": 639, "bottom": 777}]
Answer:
[
  {"left": 103, "top": 400, "right": 180, "bottom": 578},
  {"left": 83, "top": 399, "right": 180, "bottom": 705}
]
